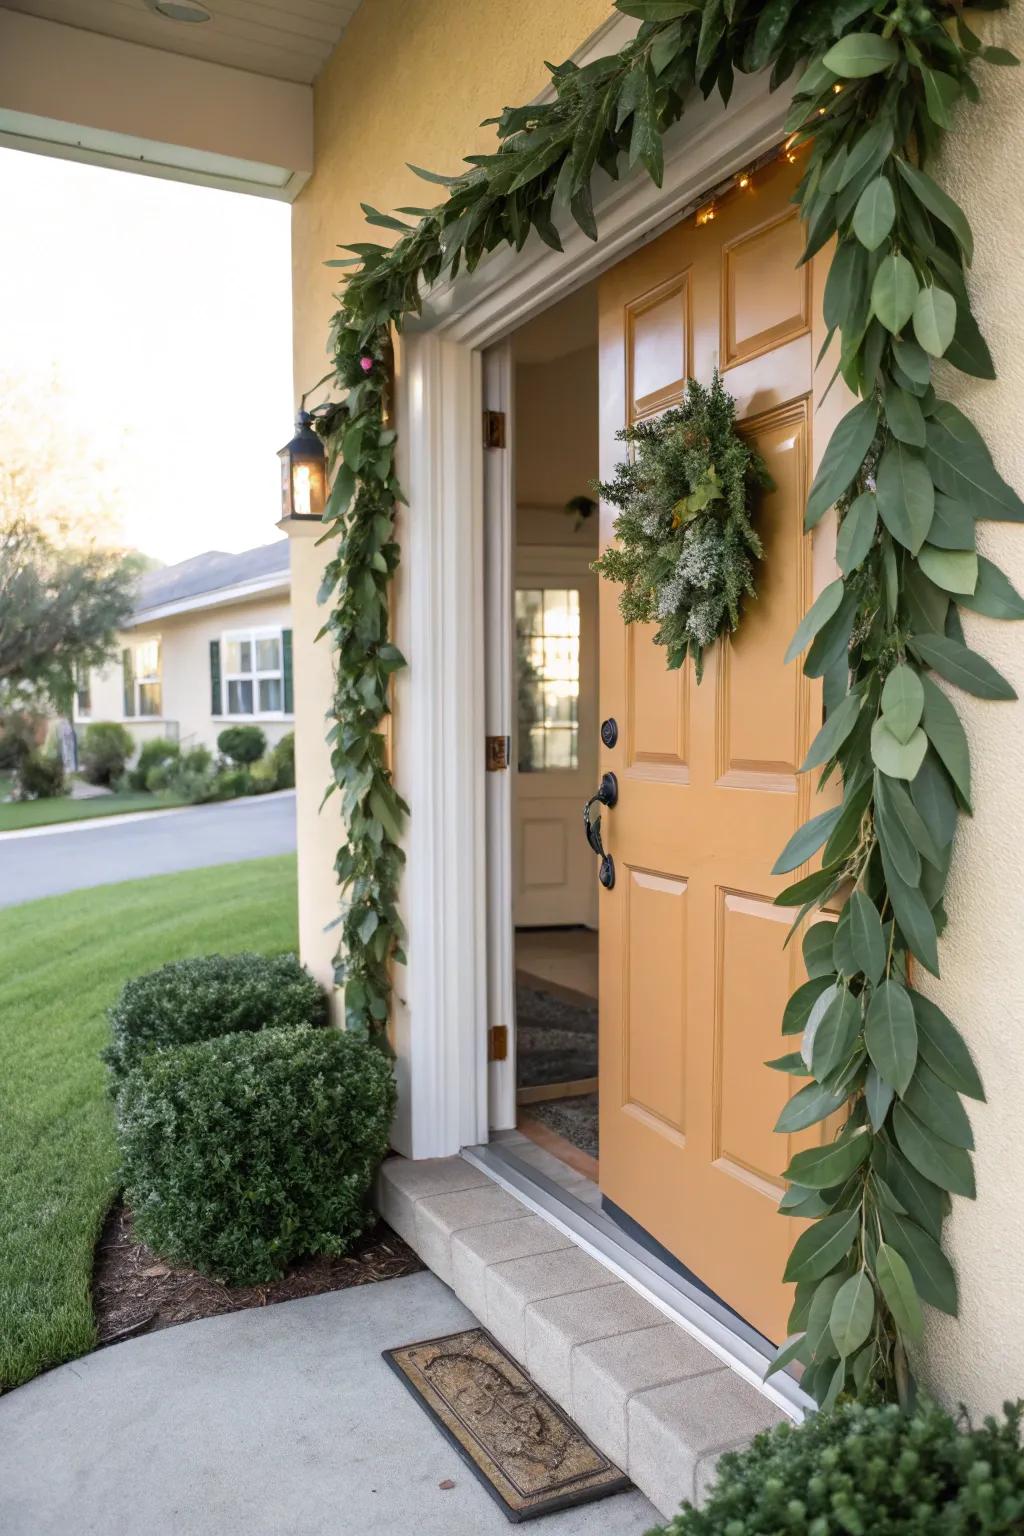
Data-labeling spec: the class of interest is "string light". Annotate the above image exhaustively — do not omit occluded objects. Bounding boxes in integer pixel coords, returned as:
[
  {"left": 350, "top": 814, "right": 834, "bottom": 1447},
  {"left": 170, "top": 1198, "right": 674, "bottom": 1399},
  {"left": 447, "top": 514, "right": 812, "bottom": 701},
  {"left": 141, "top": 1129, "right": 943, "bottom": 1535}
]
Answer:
[
  {"left": 736, "top": 171, "right": 751, "bottom": 190},
  {"left": 783, "top": 132, "right": 799, "bottom": 164},
  {"left": 695, "top": 201, "right": 716, "bottom": 226}
]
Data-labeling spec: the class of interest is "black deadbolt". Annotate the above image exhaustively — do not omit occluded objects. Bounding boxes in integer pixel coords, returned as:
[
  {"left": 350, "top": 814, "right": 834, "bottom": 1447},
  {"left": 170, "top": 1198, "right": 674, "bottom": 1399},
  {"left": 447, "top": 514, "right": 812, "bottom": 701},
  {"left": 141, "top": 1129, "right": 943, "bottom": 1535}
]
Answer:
[{"left": 600, "top": 717, "right": 619, "bottom": 749}]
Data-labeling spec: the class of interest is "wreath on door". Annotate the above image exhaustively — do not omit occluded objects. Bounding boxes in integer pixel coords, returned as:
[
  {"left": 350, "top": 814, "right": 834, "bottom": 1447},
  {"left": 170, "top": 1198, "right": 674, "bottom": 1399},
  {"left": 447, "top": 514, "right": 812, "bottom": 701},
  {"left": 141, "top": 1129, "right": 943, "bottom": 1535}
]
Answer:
[{"left": 592, "top": 372, "right": 773, "bottom": 681}]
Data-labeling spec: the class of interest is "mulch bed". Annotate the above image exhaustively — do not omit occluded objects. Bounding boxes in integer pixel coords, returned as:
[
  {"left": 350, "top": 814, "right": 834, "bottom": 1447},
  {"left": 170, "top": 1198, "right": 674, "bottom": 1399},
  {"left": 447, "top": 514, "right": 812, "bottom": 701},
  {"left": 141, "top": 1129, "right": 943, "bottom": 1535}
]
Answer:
[{"left": 92, "top": 1200, "right": 424, "bottom": 1349}]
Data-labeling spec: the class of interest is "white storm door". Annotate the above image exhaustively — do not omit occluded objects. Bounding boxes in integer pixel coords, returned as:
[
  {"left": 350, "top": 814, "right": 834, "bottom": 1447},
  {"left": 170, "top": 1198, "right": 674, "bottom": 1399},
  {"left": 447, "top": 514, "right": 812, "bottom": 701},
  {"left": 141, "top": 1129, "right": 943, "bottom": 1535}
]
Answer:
[{"left": 513, "top": 544, "right": 598, "bottom": 929}]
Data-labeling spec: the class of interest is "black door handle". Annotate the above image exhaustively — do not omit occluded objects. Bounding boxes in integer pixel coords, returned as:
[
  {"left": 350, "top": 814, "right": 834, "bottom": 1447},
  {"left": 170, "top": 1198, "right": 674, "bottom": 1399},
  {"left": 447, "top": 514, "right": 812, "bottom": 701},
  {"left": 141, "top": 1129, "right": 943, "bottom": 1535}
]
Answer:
[{"left": 583, "top": 772, "right": 618, "bottom": 890}]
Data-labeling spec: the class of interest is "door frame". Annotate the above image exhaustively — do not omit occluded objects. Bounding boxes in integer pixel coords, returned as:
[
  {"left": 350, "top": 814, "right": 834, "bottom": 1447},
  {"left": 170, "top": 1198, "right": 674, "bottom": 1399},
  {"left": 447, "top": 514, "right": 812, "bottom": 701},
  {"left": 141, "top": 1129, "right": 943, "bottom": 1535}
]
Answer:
[{"left": 388, "top": 13, "right": 792, "bottom": 1159}]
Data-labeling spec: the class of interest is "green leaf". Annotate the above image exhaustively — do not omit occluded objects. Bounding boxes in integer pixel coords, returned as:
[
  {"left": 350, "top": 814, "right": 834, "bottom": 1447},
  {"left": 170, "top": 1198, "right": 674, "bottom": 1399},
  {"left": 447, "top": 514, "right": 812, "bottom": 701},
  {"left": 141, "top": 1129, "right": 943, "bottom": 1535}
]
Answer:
[
  {"left": 779, "top": 1186, "right": 836, "bottom": 1218},
  {"left": 764, "top": 1331, "right": 809, "bottom": 1380},
  {"left": 910, "top": 633, "right": 1017, "bottom": 700},
  {"left": 895, "top": 158, "right": 973, "bottom": 265},
  {"left": 893, "top": 336, "right": 932, "bottom": 387},
  {"left": 872, "top": 253, "right": 919, "bottom": 334},
  {"left": 805, "top": 1270, "right": 847, "bottom": 1361},
  {"left": 801, "top": 982, "right": 840, "bottom": 1064},
  {"left": 865, "top": 1063, "right": 894, "bottom": 1130},
  {"left": 776, "top": 1079, "right": 849, "bottom": 1134},
  {"left": 823, "top": 239, "right": 868, "bottom": 332},
  {"left": 913, "top": 286, "right": 957, "bottom": 359},
  {"left": 838, "top": 116, "right": 895, "bottom": 191},
  {"left": 853, "top": 176, "right": 895, "bottom": 251},
  {"left": 802, "top": 689, "right": 863, "bottom": 771},
  {"left": 783, "top": 974, "right": 838, "bottom": 1035},
  {"left": 805, "top": 400, "right": 879, "bottom": 530},
  {"left": 924, "top": 402, "right": 1024, "bottom": 523},
  {"left": 772, "top": 805, "right": 844, "bottom": 874},
  {"left": 846, "top": 891, "right": 886, "bottom": 985},
  {"left": 823, "top": 32, "right": 900, "bottom": 77},
  {"left": 809, "top": 989, "right": 863, "bottom": 1079},
  {"left": 917, "top": 546, "right": 978, "bottom": 595},
  {"left": 875, "top": 1242, "right": 924, "bottom": 1340},
  {"left": 958, "top": 556, "right": 1024, "bottom": 620},
  {"left": 766, "top": 1051, "right": 808, "bottom": 1075},
  {"left": 881, "top": 1208, "right": 958, "bottom": 1313},
  {"left": 369, "top": 788, "right": 404, "bottom": 844},
  {"left": 628, "top": 62, "right": 664, "bottom": 187},
  {"left": 881, "top": 664, "right": 925, "bottom": 744},
  {"left": 876, "top": 441, "right": 934, "bottom": 553},
  {"left": 836, "top": 493, "right": 878, "bottom": 576},
  {"left": 880, "top": 847, "right": 940, "bottom": 975},
  {"left": 876, "top": 774, "right": 943, "bottom": 870},
  {"left": 746, "top": 0, "right": 798, "bottom": 71},
  {"left": 921, "top": 66, "right": 960, "bottom": 131},
  {"left": 884, "top": 382, "right": 926, "bottom": 447},
  {"left": 783, "top": 1209, "right": 860, "bottom": 1283},
  {"left": 892, "top": 1102, "right": 975, "bottom": 1196},
  {"left": 785, "top": 579, "right": 845, "bottom": 664},
  {"left": 865, "top": 980, "right": 918, "bottom": 1096},
  {"left": 830, "top": 1271, "right": 875, "bottom": 1357},
  {"left": 912, "top": 991, "right": 984, "bottom": 1101},
  {"left": 804, "top": 922, "right": 837, "bottom": 979},
  {"left": 786, "top": 1128, "right": 871, "bottom": 1190},
  {"left": 871, "top": 718, "right": 927, "bottom": 780},
  {"left": 919, "top": 675, "right": 972, "bottom": 808},
  {"left": 928, "top": 494, "right": 976, "bottom": 551},
  {"left": 903, "top": 1061, "right": 973, "bottom": 1150}
]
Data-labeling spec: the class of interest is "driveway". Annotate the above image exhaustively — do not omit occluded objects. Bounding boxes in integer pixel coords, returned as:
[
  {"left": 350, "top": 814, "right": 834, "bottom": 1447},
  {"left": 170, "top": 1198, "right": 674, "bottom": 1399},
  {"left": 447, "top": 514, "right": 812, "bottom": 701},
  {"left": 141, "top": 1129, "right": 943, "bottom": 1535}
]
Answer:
[
  {"left": 0, "top": 1271, "right": 657, "bottom": 1536},
  {"left": 0, "top": 792, "right": 297, "bottom": 908}
]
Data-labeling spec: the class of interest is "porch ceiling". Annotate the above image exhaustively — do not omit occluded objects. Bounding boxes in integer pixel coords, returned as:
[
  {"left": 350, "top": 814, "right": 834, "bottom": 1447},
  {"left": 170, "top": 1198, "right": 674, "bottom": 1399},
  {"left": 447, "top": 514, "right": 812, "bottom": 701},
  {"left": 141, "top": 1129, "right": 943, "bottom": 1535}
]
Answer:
[{"left": 0, "top": 0, "right": 361, "bottom": 85}]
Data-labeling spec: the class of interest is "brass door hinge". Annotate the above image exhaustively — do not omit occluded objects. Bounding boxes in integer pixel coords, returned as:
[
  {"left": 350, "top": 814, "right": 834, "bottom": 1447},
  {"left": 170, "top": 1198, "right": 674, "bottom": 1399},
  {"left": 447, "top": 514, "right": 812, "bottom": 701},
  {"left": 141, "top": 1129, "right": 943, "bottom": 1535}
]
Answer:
[
  {"left": 486, "top": 735, "right": 510, "bottom": 771},
  {"left": 488, "top": 1025, "right": 509, "bottom": 1062},
  {"left": 483, "top": 410, "right": 506, "bottom": 449}
]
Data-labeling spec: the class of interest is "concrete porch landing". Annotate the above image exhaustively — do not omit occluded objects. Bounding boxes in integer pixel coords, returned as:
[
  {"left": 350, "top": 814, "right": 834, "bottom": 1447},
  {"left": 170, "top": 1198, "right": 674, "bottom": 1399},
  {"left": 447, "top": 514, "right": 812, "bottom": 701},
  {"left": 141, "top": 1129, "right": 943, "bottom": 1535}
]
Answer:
[
  {"left": 0, "top": 1271, "right": 656, "bottom": 1536},
  {"left": 378, "top": 1154, "right": 786, "bottom": 1520}
]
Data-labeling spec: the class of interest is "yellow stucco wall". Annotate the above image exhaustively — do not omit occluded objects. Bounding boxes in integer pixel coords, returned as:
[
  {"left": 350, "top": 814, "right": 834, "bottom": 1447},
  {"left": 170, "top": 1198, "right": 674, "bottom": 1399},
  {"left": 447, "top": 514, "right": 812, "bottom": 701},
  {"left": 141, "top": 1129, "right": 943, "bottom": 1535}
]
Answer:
[
  {"left": 914, "top": 5, "right": 1024, "bottom": 1420},
  {"left": 289, "top": 0, "right": 616, "bottom": 993}
]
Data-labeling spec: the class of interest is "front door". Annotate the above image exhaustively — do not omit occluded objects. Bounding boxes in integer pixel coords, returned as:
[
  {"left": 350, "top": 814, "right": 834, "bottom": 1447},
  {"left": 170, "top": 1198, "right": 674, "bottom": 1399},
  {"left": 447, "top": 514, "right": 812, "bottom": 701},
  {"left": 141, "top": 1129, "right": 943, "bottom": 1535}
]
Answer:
[{"left": 597, "top": 155, "right": 839, "bottom": 1344}]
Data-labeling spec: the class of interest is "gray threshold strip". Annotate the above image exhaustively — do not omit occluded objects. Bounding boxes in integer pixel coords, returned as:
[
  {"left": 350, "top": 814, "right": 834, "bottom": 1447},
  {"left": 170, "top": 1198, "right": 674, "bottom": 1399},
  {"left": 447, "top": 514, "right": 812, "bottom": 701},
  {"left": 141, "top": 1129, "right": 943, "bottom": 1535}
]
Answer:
[{"left": 462, "top": 1140, "right": 812, "bottom": 1424}]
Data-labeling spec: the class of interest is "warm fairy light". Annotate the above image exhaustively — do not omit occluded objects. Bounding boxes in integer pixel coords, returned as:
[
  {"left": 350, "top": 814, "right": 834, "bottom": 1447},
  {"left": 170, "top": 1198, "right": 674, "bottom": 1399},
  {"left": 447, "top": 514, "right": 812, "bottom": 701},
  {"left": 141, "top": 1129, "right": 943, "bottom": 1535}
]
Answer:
[
  {"left": 736, "top": 171, "right": 751, "bottom": 190},
  {"left": 783, "top": 132, "right": 799, "bottom": 164},
  {"left": 695, "top": 202, "right": 716, "bottom": 226},
  {"left": 833, "top": 82, "right": 843, "bottom": 93}
]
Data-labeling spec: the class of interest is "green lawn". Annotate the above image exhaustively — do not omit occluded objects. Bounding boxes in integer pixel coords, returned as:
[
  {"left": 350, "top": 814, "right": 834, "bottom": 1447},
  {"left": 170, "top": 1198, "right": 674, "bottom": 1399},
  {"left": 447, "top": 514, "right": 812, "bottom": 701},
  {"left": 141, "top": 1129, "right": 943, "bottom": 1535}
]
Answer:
[
  {"left": 0, "top": 789, "right": 189, "bottom": 833},
  {"left": 0, "top": 855, "right": 299, "bottom": 1390}
]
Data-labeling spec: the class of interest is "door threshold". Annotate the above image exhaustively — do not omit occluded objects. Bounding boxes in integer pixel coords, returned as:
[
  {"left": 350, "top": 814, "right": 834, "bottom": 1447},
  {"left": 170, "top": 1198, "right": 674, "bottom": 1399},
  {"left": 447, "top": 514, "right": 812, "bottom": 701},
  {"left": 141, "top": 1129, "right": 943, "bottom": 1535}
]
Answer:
[{"left": 463, "top": 1138, "right": 812, "bottom": 1423}]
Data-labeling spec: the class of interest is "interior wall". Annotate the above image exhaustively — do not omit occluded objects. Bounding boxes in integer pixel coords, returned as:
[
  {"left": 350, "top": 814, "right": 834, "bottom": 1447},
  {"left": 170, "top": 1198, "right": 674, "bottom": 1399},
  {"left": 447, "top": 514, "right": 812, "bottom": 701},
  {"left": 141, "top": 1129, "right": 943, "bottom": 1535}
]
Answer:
[{"left": 515, "top": 343, "right": 600, "bottom": 549}]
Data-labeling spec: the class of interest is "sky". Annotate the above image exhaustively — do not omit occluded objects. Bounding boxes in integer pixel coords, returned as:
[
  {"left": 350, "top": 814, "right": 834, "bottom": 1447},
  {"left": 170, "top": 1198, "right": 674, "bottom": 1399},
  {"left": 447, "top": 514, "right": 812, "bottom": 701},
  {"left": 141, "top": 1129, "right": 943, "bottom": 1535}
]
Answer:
[{"left": 0, "top": 147, "right": 293, "bottom": 565}]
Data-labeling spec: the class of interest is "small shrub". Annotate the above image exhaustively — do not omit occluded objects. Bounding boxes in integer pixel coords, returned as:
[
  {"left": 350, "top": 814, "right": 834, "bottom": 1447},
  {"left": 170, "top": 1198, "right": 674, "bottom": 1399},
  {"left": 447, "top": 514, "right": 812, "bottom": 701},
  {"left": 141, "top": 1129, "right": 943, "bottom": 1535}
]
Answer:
[
  {"left": 217, "top": 725, "right": 266, "bottom": 765},
  {"left": 16, "top": 751, "right": 66, "bottom": 800},
  {"left": 118, "top": 1027, "right": 396, "bottom": 1283},
  {"left": 80, "top": 722, "right": 134, "bottom": 787},
  {"left": 182, "top": 744, "right": 213, "bottom": 774},
  {"left": 0, "top": 713, "right": 40, "bottom": 773},
  {"left": 213, "top": 766, "right": 251, "bottom": 799},
  {"left": 271, "top": 731, "right": 295, "bottom": 788},
  {"left": 127, "top": 737, "right": 179, "bottom": 792},
  {"left": 152, "top": 745, "right": 217, "bottom": 803},
  {"left": 104, "top": 950, "right": 327, "bottom": 1083},
  {"left": 248, "top": 755, "right": 279, "bottom": 794},
  {"left": 144, "top": 761, "right": 175, "bottom": 793},
  {"left": 656, "top": 1399, "right": 1024, "bottom": 1536}
]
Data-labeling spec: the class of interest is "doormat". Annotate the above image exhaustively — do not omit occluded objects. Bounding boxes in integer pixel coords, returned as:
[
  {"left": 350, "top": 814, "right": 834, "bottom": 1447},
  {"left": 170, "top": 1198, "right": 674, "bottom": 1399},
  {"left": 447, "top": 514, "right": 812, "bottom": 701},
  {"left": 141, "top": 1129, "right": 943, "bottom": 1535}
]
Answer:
[
  {"left": 516, "top": 986, "right": 597, "bottom": 1090},
  {"left": 384, "top": 1327, "right": 630, "bottom": 1522}
]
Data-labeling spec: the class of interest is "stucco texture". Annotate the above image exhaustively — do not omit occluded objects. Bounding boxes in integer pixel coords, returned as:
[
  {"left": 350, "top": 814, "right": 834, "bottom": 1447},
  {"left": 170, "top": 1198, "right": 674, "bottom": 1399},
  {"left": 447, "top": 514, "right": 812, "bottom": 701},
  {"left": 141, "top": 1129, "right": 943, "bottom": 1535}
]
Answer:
[
  {"left": 913, "top": 6, "right": 1024, "bottom": 1419},
  {"left": 288, "top": 0, "right": 614, "bottom": 993}
]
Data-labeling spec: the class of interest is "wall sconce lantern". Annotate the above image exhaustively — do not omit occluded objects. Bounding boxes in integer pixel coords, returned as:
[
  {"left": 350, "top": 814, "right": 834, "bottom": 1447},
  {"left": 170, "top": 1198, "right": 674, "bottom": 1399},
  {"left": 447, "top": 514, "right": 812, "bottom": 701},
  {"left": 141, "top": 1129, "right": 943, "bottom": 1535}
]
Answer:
[{"left": 278, "top": 410, "right": 327, "bottom": 521}]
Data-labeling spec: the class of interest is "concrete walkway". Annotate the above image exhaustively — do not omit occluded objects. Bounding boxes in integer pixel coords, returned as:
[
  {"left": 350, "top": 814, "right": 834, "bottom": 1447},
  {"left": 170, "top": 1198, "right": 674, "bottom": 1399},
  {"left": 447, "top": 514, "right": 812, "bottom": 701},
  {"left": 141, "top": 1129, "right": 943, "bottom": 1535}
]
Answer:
[
  {"left": 0, "top": 792, "right": 297, "bottom": 907},
  {"left": 0, "top": 1272, "right": 658, "bottom": 1536}
]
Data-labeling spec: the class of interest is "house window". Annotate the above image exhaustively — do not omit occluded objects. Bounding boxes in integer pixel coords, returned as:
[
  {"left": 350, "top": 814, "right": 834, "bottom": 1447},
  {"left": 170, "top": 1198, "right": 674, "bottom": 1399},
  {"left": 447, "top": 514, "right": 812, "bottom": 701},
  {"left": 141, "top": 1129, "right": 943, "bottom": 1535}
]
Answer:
[
  {"left": 222, "top": 628, "right": 285, "bottom": 716},
  {"left": 123, "top": 638, "right": 162, "bottom": 718},
  {"left": 515, "top": 587, "right": 581, "bottom": 772},
  {"left": 74, "top": 663, "right": 91, "bottom": 720}
]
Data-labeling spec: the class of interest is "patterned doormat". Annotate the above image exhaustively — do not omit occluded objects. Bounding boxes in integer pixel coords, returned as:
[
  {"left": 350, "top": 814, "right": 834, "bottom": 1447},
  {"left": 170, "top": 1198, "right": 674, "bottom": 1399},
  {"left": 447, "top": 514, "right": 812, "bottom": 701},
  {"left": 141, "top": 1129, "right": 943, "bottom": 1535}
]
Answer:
[
  {"left": 384, "top": 1327, "right": 630, "bottom": 1522},
  {"left": 516, "top": 985, "right": 598, "bottom": 1088}
]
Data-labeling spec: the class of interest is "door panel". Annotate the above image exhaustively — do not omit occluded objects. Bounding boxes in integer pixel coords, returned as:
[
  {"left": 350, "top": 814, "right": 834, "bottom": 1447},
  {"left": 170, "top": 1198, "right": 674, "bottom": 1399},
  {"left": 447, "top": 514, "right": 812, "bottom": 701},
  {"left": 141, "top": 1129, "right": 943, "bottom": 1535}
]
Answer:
[{"left": 598, "top": 156, "right": 838, "bottom": 1344}]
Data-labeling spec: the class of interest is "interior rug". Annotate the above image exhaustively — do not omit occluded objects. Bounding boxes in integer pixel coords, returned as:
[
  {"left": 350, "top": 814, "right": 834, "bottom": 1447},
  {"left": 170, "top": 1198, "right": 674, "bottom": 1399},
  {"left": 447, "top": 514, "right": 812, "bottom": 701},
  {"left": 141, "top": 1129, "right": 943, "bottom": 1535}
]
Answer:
[
  {"left": 384, "top": 1327, "right": 630, "bottom": 1522},
  {"left": 516, "top": 985, "right": 597, "bottom": 1089}
]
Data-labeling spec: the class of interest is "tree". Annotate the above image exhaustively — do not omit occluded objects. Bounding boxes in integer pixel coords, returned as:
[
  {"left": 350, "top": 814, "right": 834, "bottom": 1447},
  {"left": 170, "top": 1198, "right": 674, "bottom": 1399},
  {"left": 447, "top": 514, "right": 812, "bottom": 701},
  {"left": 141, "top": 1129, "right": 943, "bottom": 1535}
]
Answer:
[{"left": 0, "top": 517, "right": 139, "bottom": 712}]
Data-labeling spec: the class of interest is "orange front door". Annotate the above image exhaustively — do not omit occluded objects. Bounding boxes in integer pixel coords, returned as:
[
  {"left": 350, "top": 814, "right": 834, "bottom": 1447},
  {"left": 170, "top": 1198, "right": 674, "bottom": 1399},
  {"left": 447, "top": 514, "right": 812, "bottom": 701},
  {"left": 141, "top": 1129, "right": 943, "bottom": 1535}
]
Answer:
[{"left": 597, "top": 156, "right": 838, "bottom": 1344}]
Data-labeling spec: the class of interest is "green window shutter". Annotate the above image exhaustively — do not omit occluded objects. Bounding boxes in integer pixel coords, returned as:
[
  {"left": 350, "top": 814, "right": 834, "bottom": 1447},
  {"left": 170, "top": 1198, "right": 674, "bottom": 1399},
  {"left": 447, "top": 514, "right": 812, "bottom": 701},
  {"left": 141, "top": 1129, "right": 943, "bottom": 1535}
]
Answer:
[
  {"left": 210, "top": 639, "right": 222, "bottom": 716},
  {"left": 282, "top": 628, "right": 293, "bottom": 714},
  {"left": 122, "top": 647, "right": 135, "bottom": 717}
]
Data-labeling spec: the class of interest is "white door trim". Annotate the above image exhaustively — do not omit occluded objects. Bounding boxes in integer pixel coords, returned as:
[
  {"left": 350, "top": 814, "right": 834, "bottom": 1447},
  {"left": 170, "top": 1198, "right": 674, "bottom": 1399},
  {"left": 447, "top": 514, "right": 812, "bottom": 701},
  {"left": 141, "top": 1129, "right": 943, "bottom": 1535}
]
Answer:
[{"left": 388, "top": 29, "right": 790, "bottom": 1157}]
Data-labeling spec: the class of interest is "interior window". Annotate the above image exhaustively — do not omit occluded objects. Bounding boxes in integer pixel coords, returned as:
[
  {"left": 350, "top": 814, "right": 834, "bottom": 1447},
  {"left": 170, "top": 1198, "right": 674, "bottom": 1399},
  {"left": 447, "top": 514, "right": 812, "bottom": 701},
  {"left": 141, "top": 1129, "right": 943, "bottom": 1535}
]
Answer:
[{"left": 515, "top": 586, "right": 581, "bottom": 772}]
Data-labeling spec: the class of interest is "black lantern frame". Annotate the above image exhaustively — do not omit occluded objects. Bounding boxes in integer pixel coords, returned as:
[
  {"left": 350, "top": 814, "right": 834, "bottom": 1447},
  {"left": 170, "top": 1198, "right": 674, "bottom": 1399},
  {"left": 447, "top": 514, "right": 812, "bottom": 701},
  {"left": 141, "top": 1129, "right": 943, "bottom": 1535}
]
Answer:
[{"left": 278, "top": 410, "right": 327, "bottom": 521}]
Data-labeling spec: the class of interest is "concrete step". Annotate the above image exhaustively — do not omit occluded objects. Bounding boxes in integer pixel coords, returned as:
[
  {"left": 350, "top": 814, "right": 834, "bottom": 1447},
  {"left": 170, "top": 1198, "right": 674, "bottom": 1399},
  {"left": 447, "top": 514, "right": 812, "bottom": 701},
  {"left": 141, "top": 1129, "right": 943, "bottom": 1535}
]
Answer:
[{"left": 377, "top": 1154, "right": 785, "bottom": 1521}]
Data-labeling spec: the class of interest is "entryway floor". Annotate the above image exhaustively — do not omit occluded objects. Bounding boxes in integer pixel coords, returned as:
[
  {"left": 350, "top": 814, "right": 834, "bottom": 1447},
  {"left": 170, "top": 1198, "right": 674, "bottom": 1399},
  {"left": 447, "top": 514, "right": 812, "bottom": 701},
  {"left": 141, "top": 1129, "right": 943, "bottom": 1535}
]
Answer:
[
  {"left": 516, "top": 927, "right": 598, "bottom": 1003},
  {"left": 0, "top": 1272, "right": 657, "bottom": 1536}
]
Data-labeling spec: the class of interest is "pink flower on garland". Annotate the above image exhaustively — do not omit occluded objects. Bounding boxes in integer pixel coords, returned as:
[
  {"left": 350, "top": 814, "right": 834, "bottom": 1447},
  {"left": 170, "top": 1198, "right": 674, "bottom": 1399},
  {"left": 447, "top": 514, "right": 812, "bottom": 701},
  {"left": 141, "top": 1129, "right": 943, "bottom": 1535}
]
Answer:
[{"left": 359, "top": 356, "right": 374, "bottom": 373}]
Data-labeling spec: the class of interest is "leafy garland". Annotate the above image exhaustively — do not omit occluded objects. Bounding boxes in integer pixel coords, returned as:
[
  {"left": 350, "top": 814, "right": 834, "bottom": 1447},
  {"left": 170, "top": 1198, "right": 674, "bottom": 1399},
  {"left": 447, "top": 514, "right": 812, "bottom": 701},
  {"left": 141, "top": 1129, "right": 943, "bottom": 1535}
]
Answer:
[
  {"left": 311, "top": 0, "right": 1021, "bottom": 1406},
  {"left": 592, "top": 371, "right": 772, "bottom": 679}
]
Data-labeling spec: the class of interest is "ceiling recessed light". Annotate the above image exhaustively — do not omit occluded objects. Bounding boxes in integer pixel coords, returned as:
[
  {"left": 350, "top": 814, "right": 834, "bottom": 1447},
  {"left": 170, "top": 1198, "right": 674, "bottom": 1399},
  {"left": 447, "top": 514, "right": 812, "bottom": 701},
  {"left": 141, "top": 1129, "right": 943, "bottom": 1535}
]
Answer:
[{"left": 144, "top": 0, "right": 213, "bottom": 21}]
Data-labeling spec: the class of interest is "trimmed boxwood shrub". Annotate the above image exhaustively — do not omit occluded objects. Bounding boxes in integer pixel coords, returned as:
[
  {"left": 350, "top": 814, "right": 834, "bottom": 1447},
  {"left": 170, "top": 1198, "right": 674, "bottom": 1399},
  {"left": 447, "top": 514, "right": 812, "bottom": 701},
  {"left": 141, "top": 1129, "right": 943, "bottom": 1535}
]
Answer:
[
  {"left": 217, "top": 724, "right": 266, "bottom": 765},
  {"left": 80, "top": 721, "right": 134, "bottom": 786},
  {"left": 118, "top": 1027, "right": 396, "bottom": 1283},
  {"left": 127, "top": 737, "right": 179, "bottom": 791},
  {"left": 658, "top": 1399, "right": 1024, "bottom": 1536},
  {"left": 104, "top": 951, "right": 327, "bottom": 1083}
]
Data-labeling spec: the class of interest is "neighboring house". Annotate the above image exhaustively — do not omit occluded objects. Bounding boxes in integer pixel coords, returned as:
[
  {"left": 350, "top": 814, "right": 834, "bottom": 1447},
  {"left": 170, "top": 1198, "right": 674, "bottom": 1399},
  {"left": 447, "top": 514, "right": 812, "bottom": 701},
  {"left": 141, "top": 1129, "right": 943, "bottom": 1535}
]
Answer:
[
  {"left": 75, "top": 542, "right": 293, "bottom": 755},
  {"left": 7, "top": 1, "right": 1024, "bottom": 1514}
]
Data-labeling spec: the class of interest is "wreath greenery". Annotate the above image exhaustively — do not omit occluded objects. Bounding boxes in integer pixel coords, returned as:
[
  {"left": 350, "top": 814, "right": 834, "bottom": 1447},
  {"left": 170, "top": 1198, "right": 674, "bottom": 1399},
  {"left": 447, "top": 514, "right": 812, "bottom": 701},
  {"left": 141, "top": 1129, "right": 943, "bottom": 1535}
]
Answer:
[
  {"left": 311, "top": 0, "right": 1021, "bottom": 1409},
  {"left": 592, "top": 372, "right": 772, "bottom": 679}
]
